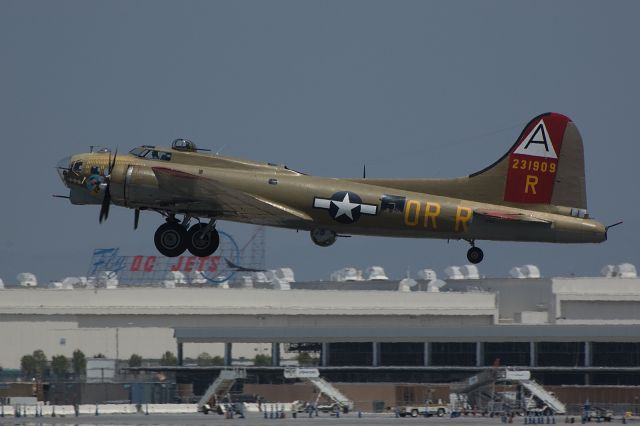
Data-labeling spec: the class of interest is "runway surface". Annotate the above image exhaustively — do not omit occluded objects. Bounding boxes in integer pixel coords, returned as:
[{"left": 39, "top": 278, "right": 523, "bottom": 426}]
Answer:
[{"left": 0, "top": 413, "right": 602, "bottom": 426}]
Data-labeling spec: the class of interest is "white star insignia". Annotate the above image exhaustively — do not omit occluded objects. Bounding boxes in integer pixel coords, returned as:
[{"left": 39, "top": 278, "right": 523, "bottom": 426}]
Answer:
[{"left": 331, "top": 193, "right": 359, "bottom": 220}]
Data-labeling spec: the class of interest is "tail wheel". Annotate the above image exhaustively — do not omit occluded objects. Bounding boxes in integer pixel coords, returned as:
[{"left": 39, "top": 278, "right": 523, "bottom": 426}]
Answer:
[
  {"left": 154, "top": 222, "right": 187, "bottom": 257},
  {"left": 467, "top": 246, "right": 484, "bottom": 264},
  {"left": 186, "top": 224, "right": 220, "bottom": 257}
]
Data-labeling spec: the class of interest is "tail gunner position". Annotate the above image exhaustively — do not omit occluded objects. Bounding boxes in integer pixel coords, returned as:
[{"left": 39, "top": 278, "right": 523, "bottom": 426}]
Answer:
[{"left": 56, "top": 113, "right": 617, "bottom": 263}]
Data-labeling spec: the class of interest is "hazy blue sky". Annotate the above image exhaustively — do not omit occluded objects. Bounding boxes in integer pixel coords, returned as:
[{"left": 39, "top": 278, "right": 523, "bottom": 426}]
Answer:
[{"left": 0, "top": 1, "right": 637, "bottom": 284}]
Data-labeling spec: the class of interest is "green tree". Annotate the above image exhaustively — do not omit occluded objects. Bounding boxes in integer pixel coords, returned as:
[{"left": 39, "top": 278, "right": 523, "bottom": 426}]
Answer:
[
  {"left": 197, "top": 352, "right": 212, "bottom": 366},
  {"left": 72, "top": 350, "right": 86, "bottom": 376},
  {"left": 129, "top": 354, "right": 143, "bottom": 367},
  {"left": 32, "top": 350, "right": 47, "bottom": 373},
  {"left": 20, "top": 354, "right": 36, "bottom": 378},
  {"left": 51, "top": 355, "right": 69, "bottom": 378},
  {"left": 254, "top": 354, "right": 272, "bottom": 366},
  {"left": 296, "top": 352, "right": 319, "bottom": 366},
  {"left": 211, "top": 355, "right": 224, "bottom": 366},
  {"left": 93, "top": 353, "right": 106, "bottom": 358},
  {"left": 160, "top": 351, "right": 177, "bottom": 366}
]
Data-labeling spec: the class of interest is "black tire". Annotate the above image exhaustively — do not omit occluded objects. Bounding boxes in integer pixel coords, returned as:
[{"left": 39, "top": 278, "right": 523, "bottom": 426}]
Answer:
[
  {"left": 186, "top": 224, "right": 220, "bottom": 257},
  {"left": 154, "top": 222, "right": 187, "bottom": 257},
  {"left": 437, "top": 408, "right": 445, "bottom": 417},
  {"left": 411, "top": 409, "right": 419, "bottom": 417},
  {"left": 467, "top": 246, "right": 484, "bottom": 264}
]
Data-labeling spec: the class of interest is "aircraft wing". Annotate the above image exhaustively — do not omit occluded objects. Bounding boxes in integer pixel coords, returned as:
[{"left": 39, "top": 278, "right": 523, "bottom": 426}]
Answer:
[
  {"left": 474, "top": 209, "right": 552, "bottom": 225},
  {"left": 151, "top": 167, "right": 311, "bottom": 226}
]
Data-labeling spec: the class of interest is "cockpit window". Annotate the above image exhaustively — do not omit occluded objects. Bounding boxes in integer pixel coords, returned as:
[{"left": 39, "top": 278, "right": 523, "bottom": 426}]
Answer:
[
  {"left": 71, "top": 161, "right": 83, "bottom": 174},
  {"left": 129, "top": 147, "right": 149, "bottom": 157},
  {"left": 129, "top": 147, "right": 171, "bottom": 161}
]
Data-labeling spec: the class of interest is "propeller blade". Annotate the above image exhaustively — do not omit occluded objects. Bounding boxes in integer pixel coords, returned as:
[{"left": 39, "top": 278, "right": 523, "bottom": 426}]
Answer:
[
  {"left": 99, "top": 147, "right": 118, "bottom": 224},
  {"left": 134, "top": 208, "right": 140, "bottom": 230},
  {"left": 99, "top": 187, "right": 111, "bottom": 223},
  {"left": 109, "top": 148, "right": 118, "bottom": 175}
]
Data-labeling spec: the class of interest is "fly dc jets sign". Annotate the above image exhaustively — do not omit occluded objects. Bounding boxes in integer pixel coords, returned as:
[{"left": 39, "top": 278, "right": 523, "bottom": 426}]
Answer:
[
  {"left": 504, "top": 116, "right": 568, "bottom": 204},
  {"left": 313, "top": 191, "right": 378, "bottom": 224}
]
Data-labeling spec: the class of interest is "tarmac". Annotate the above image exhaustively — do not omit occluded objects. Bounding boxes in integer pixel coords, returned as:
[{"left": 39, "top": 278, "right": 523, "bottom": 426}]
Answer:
[{"left": 0, "top": 413, "right": 628, "bottom": 426}]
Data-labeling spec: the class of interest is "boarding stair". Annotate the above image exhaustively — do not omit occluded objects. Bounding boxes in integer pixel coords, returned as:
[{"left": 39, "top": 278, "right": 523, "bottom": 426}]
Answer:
[
  {"left": 284, "top": 367, "right": 354, "bottom": 412},
  {"left": 451, "top": 368, "right": 566, "bottom": 415},
  {"left": 520, "top": 379, "right": 566, "bottom": 414},
  {"left": 197, "top": 368, "right": 247, "bottom": 412}
]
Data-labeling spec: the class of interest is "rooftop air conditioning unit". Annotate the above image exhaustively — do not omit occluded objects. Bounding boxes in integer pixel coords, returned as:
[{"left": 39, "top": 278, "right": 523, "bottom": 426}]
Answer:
[
  {"left": 330, "top": 267, "right": 363, "bottom": 282},
  {"left": 601, "top": 265, "right": 615, "bottom": 277},
  {"left": 416, "top": 269, "right": 437, "bottom": 281},
  {"left": 163, "top": 271, "right": 186, "bottom": 288},
  {"left": 398, "top": 278, "right": 416, "bottom": 292},
  {"left": 427, "top": 279, "right": 447, "bottom": 292},
  {"left": 509, "top": 265, "right": 541, "bottom": 279},
  {"left": 273, "top": 268, "right": 295, "bottom": 283},
  {"left": 240, "top": 274, "right": 254, "bottom": 288},
  {"left": 17, "top": 273, "right": 37, "bottom": 287},
  {"left": 366, "top": 266, "right": 389, "bottom": 281},
  {"left": 48, "top": 281, "right": 74, "bottom": 290},
  {"left": 601, "top": 263, "right": 637, "bottom": 278},
  {"left": 97, "top": 271, "right": 118, "bottom": 289},
  {"left": 460, "top": 265, "right": 480, "bottom": 279},
  {"left": 189, "top": 271, "right": 208, "bottom": 285},
  {"left": 272, "top": 278, "right": 291, "bottom": 290},
  {"left": 616, "top": 263, "right": 637, "bottom": 278},
  {"left": 253, "top": 272, "right": 270, "bottom": 283},
  {"left": 444, "top": 266, "right": 464, "bottom": 280}
]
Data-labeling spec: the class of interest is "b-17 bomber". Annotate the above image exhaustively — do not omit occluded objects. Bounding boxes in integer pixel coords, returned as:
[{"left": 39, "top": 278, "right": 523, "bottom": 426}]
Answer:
[{"left": 56, "top": 112, "right": 618, "bottom": 264}]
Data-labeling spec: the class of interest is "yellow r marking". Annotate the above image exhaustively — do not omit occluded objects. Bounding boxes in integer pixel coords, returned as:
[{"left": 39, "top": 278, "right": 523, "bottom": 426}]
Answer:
[
  {"left": 525, "top": 174, "right": 538, "bottom": 194},
  {"left": 424, "top": 202, "right": 441, "bottom": 229},
  {"left": 455, "top": 206, "right": 473, "bottom": 232}
]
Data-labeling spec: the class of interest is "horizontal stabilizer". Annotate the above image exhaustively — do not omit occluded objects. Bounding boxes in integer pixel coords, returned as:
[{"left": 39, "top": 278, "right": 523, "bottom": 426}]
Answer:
[{"left": 474, "top": 209, "right": 551, "bottom": 224}]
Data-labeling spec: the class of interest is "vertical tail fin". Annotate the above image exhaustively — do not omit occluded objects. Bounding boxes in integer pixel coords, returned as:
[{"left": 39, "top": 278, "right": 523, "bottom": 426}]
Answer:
[{"left": 470, "top": 112, "right": 587, "bottom": 211}]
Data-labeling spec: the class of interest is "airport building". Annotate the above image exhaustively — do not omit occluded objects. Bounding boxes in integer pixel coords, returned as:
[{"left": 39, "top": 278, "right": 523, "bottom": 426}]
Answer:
[{"left": 1, "top": 263, "right": 639, "bottom": 394}]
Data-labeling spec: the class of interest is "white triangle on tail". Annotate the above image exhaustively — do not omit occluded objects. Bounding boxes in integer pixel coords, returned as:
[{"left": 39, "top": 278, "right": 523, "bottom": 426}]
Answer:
[{"left": 513, "top": 119, "right": 557, "bottom": 159}]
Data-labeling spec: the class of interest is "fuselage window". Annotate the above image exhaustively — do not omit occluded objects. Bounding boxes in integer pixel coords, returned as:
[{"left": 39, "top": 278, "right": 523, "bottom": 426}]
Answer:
[
  {"left": 145, "top": 150, "right": 171, "bottom": 161},
  {"left": 72, "top": 161, "right": 83, "bottom": 174}
]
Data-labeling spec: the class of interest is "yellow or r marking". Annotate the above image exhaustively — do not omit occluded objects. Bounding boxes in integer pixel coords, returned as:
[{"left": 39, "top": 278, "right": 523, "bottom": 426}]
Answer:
[
  {"left": 455, "top": 206, "right": 472, "bottom": 232},
  {"left": 525, "top": 174, "right": 538, "bottom": 194},
  {"left": 424, "top": 202, "right": 441, "bottom": 229},
  {"left": 404, "top": 200, "right": 421, "bottom": 226}
]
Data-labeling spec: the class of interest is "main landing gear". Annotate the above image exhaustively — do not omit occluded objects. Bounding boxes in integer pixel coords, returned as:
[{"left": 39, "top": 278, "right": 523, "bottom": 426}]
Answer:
[
  {"left": 466, "top": 240, "right": 484, "bottom": 264},
  {"left": 154, "top": 218, "right": 219, "bottom": 257}
]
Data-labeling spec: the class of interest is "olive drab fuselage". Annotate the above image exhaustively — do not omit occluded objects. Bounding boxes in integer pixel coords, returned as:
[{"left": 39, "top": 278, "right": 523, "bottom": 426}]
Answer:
[{"left": 57, "top": 113, "right": 609, "bottom": 263}]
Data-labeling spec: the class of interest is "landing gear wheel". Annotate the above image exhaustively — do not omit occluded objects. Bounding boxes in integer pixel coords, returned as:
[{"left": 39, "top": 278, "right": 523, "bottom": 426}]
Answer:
[
  {"left": 310, "top": 228, "right": 337, "bottom": 247},
  {"left": 186, "top": 223, "right": 220, "bottom": 257},
  {"left": 154, "top": 222, "right": 188, "bottom": 257},
  {"left": 467, "top": 246, "right": 484, "bottom": 264}
]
